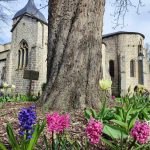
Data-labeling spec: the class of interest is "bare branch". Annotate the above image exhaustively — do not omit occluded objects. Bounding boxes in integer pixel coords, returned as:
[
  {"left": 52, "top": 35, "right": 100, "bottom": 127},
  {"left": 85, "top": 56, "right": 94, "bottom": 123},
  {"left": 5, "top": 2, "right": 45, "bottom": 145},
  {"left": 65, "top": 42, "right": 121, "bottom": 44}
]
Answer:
[
  {"left": 111, "top": 0, "right": 144, "bottom": 28},
  {"left": 0, "top": 0, "right": 16, "bottom": 25}
]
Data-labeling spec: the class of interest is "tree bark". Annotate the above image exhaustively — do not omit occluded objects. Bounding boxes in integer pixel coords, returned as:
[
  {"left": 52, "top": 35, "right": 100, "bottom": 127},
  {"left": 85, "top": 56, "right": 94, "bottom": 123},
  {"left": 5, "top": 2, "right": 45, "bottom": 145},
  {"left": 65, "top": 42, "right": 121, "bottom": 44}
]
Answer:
[{"left": 41, "top": 0, "right": 105, "bottom": 111}]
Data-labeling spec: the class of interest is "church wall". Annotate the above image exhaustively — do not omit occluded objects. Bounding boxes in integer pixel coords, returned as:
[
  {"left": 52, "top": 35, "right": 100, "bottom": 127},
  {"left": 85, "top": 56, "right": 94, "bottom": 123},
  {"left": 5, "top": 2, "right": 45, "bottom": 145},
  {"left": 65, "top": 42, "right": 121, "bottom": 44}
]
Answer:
[
  {"left": 29, "top": 22, "right": 48, "bottom": 94},
  {"left": 103, "top": 36, "right": 120, "bottom": 96},
  {"left": 103, "top": 33, "right": 150, "bottom": 96},
  {"left": 0, "top": 43, "right": 11, "bottom": 84},
  {"left": 10, "top": 16, "right": 48, "bottom": 95},
  {"left": 142, "top": 48, "right": 150, "bottom": 90}
]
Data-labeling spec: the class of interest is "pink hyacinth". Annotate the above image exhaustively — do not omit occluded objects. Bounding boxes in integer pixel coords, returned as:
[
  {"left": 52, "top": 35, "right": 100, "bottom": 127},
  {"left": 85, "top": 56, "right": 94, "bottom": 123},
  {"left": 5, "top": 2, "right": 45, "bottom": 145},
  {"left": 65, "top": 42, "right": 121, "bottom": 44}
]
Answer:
[
  {"left": 131, "top": 121, "right": 150, "bottom": 144},
  {"left": 46, "top": 112, "right": 70, "bottom": 133},
  {"left": 85, "top": 118, "right": 103, "bottom": 144}
]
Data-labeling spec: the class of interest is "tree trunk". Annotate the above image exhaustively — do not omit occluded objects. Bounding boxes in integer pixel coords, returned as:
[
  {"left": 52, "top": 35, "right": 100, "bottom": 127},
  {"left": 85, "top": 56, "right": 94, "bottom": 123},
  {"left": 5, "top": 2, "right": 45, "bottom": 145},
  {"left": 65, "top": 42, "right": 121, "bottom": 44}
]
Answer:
[{"left": 41, "top": 0, "right": 105, "bottom": 111}]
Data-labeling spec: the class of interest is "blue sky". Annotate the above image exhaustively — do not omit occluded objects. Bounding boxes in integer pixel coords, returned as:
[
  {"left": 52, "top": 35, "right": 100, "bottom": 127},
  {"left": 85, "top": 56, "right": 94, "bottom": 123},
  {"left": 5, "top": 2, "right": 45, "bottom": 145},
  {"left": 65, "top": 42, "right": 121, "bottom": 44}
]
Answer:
[{"left": 0, "top": 0, "right": 150, "bottom": 44}]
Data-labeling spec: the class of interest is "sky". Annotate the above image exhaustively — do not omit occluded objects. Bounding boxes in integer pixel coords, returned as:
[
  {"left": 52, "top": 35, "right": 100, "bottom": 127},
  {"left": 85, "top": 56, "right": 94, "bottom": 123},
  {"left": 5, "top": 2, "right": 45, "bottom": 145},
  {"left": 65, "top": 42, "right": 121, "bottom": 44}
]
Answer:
[{"left": 0, "top": 0, "right": 150, "bottom": 45}]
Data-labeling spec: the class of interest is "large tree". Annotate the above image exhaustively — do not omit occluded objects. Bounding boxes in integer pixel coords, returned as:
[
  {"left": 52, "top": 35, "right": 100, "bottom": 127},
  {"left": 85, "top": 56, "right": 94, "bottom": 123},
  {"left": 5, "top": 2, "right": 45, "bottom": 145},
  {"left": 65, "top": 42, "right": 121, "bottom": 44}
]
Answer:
[
  {"left": 40, "top": 0, "right": 105, "bottom": 111},
  {"left": 40, "top": 0, "right": 145, "bottom": 111}
]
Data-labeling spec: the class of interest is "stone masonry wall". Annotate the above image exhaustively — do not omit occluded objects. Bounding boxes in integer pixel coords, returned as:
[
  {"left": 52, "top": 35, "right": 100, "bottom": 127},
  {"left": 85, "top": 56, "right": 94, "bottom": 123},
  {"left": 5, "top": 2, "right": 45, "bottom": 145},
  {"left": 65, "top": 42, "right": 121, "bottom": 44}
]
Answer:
[
  {"left": 9, "top": 16, "right": 48, "bottom": 95},
  {"left": 102, "top": 33, "right": 150, "bottom": 96},
  {"left": 103, "top": 36, "right": 120, "bottom": 96}
]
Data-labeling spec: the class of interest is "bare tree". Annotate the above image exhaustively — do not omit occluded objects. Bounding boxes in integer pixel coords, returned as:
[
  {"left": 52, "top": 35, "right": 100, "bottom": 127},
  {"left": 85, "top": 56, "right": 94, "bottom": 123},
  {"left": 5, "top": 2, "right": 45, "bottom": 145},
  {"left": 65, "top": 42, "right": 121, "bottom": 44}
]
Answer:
[
  {"left": 112, "top": 0, "right": 144, "bottom": 28},
  {"left": 0, "top": 0, "right": 16, "bottom": 24}
]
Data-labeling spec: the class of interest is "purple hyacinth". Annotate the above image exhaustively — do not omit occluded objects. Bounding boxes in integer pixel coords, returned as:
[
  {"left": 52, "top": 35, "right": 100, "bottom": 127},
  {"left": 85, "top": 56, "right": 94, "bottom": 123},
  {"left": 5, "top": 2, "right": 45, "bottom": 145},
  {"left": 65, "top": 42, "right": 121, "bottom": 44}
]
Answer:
[{"left": 18, "top": 105, "right": 36, "bottom": 140}]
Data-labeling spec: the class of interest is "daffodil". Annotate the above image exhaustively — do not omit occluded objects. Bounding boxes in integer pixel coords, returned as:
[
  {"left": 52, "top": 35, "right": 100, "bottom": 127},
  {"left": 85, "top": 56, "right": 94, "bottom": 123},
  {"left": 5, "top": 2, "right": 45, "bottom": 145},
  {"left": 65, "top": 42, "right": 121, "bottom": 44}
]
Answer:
[
  {"left": 1, "top": 88, "right": 5, "bottom": 93},
  {"left": 3, "top": 82, "right": 8, "bottom": 88},
  {"left": 11, "top": 84, "right": 16, "bottom": 89},
  {"left": 99, "top": 79, "right": 112, "bottom": 90}
]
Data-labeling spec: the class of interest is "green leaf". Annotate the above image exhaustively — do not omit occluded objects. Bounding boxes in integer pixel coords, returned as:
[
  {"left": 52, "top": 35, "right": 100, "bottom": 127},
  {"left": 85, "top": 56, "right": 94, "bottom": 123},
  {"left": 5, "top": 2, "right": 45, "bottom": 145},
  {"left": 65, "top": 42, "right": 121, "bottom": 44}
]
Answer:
[
  {"left": 90, "top": 108, "right": 97, "bottom": 119},
  {"left": 38, "top": 120, "right": 46, "bottom": 136},
  {"left": 103, "top": 124, "right": 128, "bottom": 139},
  {"left": 101, "top": 137, "right": 116, "bottom": 150},
  {"left": 135, "top": 142, "right": 150, "bottom": 150},
  {"left": 27, "top": 121, "right": 46, "bottom": 150},
  {"left": 128, "top": 112, "right": 138, "bottom": 130},
  {"left": 114, "top": 114, "right": 122, "bottom": 121},
  {"left": 130, "top": 108, "right": 143, "bottom": 114},
  {"left": 125, "top": 104, "right": 133, "bottom": 121},
  {"left": 111, "top": 120, "right": 128, "bottom": 129},
  {"left": 142, "top": 109, "right": 150, "bottom": 120},
  {"left": 6, "top": 123, "right": 20, "bottom": 150},
  {"left": 0, "top": 142, "right": 8, "bottom": 150},
  {"left": 43, "top": 135, "right": 49, "bottom": 150},
  {"left": 84, "top": 108, "right": 91, "bottom": 120},
  {"left": 27, "top": 124, "right": 39, "bottom": 150}
]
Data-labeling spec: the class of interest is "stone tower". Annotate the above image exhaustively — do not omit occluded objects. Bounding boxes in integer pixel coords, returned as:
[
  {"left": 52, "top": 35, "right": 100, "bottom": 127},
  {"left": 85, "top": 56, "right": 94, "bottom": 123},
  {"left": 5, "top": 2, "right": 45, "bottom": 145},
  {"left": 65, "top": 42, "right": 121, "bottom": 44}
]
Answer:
[{"left": 8, "top": 0, "right": 48, "bottom": 94}]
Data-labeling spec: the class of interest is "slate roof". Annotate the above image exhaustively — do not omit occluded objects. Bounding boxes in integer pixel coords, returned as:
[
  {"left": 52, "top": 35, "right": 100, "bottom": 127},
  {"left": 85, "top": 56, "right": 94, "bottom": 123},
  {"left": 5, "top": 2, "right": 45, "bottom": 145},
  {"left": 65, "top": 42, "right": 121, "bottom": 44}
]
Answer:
[
  {"left": 13, "top": 0, "right": 47, "bottom": 24},
  {"left": 103, "top": 31, "right": 145, "bottom": 39}
]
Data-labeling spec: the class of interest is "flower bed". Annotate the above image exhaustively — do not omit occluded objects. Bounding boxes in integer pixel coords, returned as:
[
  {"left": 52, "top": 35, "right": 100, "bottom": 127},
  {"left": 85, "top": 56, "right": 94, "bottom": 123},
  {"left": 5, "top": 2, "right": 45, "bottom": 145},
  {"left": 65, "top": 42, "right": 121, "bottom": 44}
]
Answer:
[{"left": 0, "top": 80, "right": 150, "bottom": 150}]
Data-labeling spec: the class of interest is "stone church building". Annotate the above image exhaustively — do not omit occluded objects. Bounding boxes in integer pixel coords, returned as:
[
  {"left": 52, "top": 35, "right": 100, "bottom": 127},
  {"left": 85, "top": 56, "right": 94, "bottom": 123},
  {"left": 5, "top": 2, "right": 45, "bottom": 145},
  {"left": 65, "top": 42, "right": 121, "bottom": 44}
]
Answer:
[
  {"left": 0, "top": 0, "right": 48, "bottom": 94},
  {"left": 102, "top": 32, "right": 150, "bottom": 96},
  {"left": 0, "top": 0, "right": 150, "bottom": 96}
]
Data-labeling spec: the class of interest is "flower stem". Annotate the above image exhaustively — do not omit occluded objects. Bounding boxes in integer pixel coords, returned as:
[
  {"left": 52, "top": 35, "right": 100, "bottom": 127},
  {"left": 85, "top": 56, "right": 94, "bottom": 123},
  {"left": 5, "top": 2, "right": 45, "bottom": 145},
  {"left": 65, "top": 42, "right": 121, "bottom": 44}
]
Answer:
[
  {"left": 127, "top": 139, "right": 136, "bottom": 150},
  {"left": 52, "top": 131, "right": 54, "bottom": 150}
]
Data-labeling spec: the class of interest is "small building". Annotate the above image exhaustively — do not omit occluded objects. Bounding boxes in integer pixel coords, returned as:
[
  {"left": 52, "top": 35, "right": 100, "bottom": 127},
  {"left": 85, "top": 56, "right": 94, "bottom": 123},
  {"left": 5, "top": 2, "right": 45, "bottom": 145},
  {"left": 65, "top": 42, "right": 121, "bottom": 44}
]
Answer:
[{"left": 102, "top": 31, "right": 150, "bottom": 96}]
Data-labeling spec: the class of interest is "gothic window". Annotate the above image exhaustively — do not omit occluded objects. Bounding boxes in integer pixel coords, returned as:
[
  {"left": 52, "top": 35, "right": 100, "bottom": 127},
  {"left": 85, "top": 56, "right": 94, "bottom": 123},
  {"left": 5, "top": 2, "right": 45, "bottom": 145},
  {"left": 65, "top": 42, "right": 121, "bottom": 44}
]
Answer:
[
  {"left": 25, "top": 48, "right": 28, "bottom": 67},
  {"left": 138, "top": 45, "right": 142, "bottom": 54},
  {"left": 109, "top": 60, "right": 114, "bottom": 77},
  {"left": 130, "top": 60, "right": 135, "bottom": 77},
  {"left": 22, "top": 49, "right": 24, "bottom": 68},
  {"left": 19, "top": 40, "right": 28, "bottom": 69},
  {"left": 18, "top": 50, "right": 21, "bottom": 68}
]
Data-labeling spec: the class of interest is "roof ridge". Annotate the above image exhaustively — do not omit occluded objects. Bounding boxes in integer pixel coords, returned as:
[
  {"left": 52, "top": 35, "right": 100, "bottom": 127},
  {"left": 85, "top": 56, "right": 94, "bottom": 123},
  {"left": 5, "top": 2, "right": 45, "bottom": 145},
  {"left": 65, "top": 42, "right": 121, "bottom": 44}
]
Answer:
[{"left": 103, "top": 31, "right": 145, "bottom": 39}]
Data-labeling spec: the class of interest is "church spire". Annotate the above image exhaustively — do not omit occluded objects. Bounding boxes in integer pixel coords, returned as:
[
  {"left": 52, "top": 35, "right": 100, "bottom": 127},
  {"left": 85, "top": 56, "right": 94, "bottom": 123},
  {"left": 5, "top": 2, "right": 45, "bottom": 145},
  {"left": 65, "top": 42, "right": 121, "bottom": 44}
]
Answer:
[{"left": 13, "top": 0, "right": 47, "bottom": 23}]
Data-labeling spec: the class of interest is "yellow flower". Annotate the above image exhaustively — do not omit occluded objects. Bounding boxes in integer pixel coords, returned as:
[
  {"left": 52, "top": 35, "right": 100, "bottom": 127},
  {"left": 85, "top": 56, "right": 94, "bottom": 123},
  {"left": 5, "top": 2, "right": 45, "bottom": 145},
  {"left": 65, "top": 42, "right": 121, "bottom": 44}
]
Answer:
[
  {"left": 11, "top": 84, "right": 16, "bottom": 89},
  {"left": 3, "top": 82, "right": 8, "bottom": 88},
  {"left": 99, "top": 79, "right": 112, "bottom": 90},
  {"left": 137, "top": 84, "right": 145, "bottom": 93}
]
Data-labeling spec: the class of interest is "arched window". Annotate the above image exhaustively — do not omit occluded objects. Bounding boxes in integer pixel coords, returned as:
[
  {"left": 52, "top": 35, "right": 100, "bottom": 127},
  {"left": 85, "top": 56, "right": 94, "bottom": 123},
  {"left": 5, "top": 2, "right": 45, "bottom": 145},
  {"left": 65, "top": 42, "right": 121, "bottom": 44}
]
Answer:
[
  {"left": 18, "top": 50, "right": 21, "bottom": 68},
  {"left": 109, "top": 60, "right": 114, "bottom": 77},
  {"left": 22, "top": 49, "right": 24, "bottom": 68},
  {"left": 130, "top": 60, "right": 135, "bottom": 77},
  {"left": 25, "top": 48, "right": 28, "bottom": 67},
  {"left": 19, "top": 40, "right": 28, "bottom": 69},
  {"left": 138, "top": 39, "right": 142, "bottom": 54}
]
